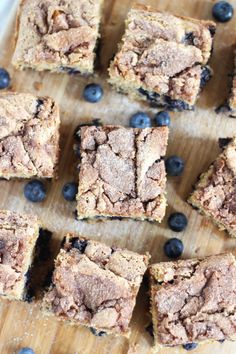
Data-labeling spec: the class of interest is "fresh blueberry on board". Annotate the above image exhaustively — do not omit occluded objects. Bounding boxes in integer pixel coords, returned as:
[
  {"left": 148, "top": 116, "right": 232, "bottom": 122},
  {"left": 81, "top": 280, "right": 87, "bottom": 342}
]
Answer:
[
  {"left": 62, "top": 182, "right": 78, "bottom": 201},
  {"left": 18, "top": 348, "right": 35, "bottom": 354},
  {"left": 154, "top": 111, "right": 170, "bottom": 127},
  {"left": 0, "top": 68, "right": 10, "bottom": 89},
  {"left": 182, "top": 343, "right": 198, "bottom": 351},
  {"left": 212, "top": 1, "right": 234, "bottom": 22},
  {"left": 165, "top": 155, "right": 185, "bottom": 176},
  {"left": 164, "top": 238, "right": 184, "bottom": 259},
  {"left": 129, "top": 112, "right": 151, "bottom": 128},
  {"left": 168, "top": 212, "right": 188, "bottom": 232},
  {"left": 83, "top": 83, "right": 103, "bottom": 103},
  {"left": 24, "top": 180, "right": 46, "bottom": 202}
]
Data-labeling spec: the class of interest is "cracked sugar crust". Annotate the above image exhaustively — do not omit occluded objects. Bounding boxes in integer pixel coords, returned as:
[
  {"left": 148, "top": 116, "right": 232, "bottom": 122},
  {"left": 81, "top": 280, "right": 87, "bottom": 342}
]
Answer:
[
  {"left": 188, "top": 137, "right": 236, "bottom": 237},
  {"left": 0, "top": 210, "right": 40, "bottom": 299},
  {"left": 108, "top": 4, "right": 215, "bottom": 105},
  {"left": 149, "top": 253, "right": 236, "bottom": 346},
  {"left": 0, "top": 92, "right": 60, "bottom": 179},
  {"left": 12, "top": 0, "right": 104, "bottom": 73},
  {"left": 76, "top": 125, "right": 169, "bottom": 221},
  {"left": 43, "top": 235, "right": 149, "bottom": 334}
]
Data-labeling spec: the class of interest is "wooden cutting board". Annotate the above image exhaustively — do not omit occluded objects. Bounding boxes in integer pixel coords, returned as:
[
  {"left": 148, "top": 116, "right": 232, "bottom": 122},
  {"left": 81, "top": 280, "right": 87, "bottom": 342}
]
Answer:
[{"left": 1, "top": 0, "right": 236, "bottom": 353}]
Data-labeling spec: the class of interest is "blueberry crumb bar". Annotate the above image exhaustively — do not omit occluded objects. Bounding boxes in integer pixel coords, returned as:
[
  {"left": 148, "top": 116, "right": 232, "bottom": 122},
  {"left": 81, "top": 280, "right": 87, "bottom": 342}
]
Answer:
[
  {"left": 12, "top": 0, "right": 104, "bottom": 75},
  {"left": 0, "top": 92, "right": 60, "bottom": 179},
  {"left": 188, "top": 137, "right": 236, "bottom": 236},
  {"left": 76, "top": 125, "right": 169, "bottom": 222},
  {"left": 108, "top": 4, "right": 216, "bottom": 111},
  {"left": 149, "top": 253, "right": 236, "bottom": 347},
  {"left": 0, "top": 210, "right": 41, "bottom": 301},
  {"left": 43, "top": 234, "right": 149, "bottom": 336}
]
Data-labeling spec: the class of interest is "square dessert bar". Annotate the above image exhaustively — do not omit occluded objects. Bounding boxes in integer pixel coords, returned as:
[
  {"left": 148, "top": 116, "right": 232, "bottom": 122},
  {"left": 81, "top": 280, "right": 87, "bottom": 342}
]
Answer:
[
  {"left": 189, "top": 137, "right": 236, "bottom": 237},
  {"left": 43, "top": 234, "right": 149, "bottom": 335},
  {"left": 149, "top": 253, "right": 236, "bottom": 347},
  {"left": 12, "top": 0, "right": 104, "bottom": 74},
  {"left": 76, "top": 125, "right": 169, "bottom": 222},
  {"left": 0, "top": 92, "right": 60, "bottom": 179},
  {"left": 109, "top": 4, "right": 216, "bottom": 111},
  {"left": 0, "top": 210, "right": 40, "bottom": 301},
  {"left": 227, "top": 50, "right": 236, "bottom": 117}
]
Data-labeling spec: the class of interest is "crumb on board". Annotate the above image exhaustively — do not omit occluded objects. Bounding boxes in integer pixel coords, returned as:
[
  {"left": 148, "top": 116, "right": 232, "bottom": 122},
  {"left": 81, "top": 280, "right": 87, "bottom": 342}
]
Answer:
[
  {"left": 33, "top": 81, "right": 43, "bottom": 91},
  {"left": 127, "top": 343, "right": 140, "bottom": 354}
]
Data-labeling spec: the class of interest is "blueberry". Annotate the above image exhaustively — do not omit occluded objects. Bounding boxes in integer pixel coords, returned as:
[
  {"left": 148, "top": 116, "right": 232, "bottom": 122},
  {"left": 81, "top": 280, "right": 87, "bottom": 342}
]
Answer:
[
  {"left": 168, "top": 212, "right": 188, "bottom": 232},
  {"left": 155, "top": 111, "right": 170, "bottom": 127},
  {"left": 24, "top": 180, "right": 46, "bottom": 203},
  {"left": 90, "top": 327, "right": 107, "bottom": 337},
  {"left": 165, "top": 156, "right": 184, "bottom": 176},
  {"left": 62, "top": 182, "right": 78, "bottom": 201},
  {"left": 74, "top": 119, "right": 102, "bottom": 141},
  {"left": 182, "top": 343, "right": 198, "bottom": 351},
  {"left": 200, "top": 67, "right": 212, "bottom": 88},
  {"left": 145, "top": 323, "right": 154, "bottom": 337},
  {"left": 0, "top": 68, "right": 10, "bottom": 89},
  {"left": 164, "top": 97, "right": 193, "bottom": 111},
  {"left": 24, "top": 287, "right": 35, "bottom": 303},
  {"left": 83, "top": 83, "right": 103, "bottom": 103},
  {"left": 184, "top": 32, "right": 195, "bottom": 45},
  {"left": 18, "top": 348, "right": 35, "bottom": 354},
  {"left": 71, "top": 238, "right": 88, "bottom": 253},
  {"left": 212, "top": 1, "right": 234, "bottom": 22},
  {"left": 164, "top": 238, "right": 184, "bottom": 259},
  {"left": 130, "top": 112, "right": 151, "bottom": 128},
  {"left": 138, "top": 88, "right": 160, "bottom": 103},
  {"left": 218, "top": 137, "right": 232, "bottom": 149}
]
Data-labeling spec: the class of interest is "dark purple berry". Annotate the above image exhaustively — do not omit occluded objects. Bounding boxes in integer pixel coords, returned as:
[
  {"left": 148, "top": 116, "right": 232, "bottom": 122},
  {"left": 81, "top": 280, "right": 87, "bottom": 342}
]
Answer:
[
  {"left": 24, "top": 180, "right": 46, "bottom": 203},
  {"left": 212, "top": 1, "right": 234, "bottom": 22},
  {"left": 168, "top": 213, "right": 188, "bottom": 232},
  {"left": 83, "top": 84, "right": 103, "bottom": 103},
  {"left": 0, "top": 68, "right": 10, "bottom": 89},
  {"left": 164, "top": 238, "right": 184, "bottom": 259},
  {"left": 62, "top": 182, "right": 78, "bottom": 201},
  {"left": 130, "top": 112, "right": 151, "bottom": 128}
]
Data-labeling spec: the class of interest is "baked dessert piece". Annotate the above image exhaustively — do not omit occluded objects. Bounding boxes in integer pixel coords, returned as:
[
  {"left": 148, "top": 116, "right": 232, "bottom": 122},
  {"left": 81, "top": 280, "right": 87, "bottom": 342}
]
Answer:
[
  {"left": 0, "top": 92, "right": 60, "bottom": 179},
  {"left": 149, "top": 253, "right": 236, "bottom": 348},
  {"left": 76, "top": 125, "right": 169, "bottom": 222},
  {"left": 216, "top": 49, "right": 236, "bottom": 117},
  {"left": 43, "top": 234, "right": 149, "bottom": 336},
  {"left": 0, "top": 209, "right": 40, "bottom": 301},
  {"left": 108, "top": 4, "right": 216, "bottom": 111},
  {"left": 188, "top": 137, "right": 236, "bottom": 237},
  {"left": 227, "top": 51, "right": 236, "bottom": 116},
  {"left": 12, "top": 0, "right": 104, "bottom": 74}
]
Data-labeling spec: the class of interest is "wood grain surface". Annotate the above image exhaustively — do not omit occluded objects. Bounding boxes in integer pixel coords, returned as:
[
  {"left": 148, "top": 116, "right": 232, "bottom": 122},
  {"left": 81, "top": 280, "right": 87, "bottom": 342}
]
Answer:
[{"left": 1, "top": 0, "right": 236, "bottom": 353}]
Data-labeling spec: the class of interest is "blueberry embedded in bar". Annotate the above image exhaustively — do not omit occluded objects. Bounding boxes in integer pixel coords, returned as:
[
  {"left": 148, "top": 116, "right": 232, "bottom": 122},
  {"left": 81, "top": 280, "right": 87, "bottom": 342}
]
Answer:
[
  {"left": 12, "top": 0, "right": 104, "bottom": 75},
  {"left": 76, "top": 125, "right": 169, "bottom": 222},
  {"left": 43, "top": 234, "right": 149, "bottom": 336},
  {"left": 0, "top": 210, "right": 41, "bottom": 301},
  {"left": 188, "top": 136, "right": 236, "bottom": 236},
  {"left": 108, "top": 4, "right": 216, "bottom": 110},
  {"left": 149, "top": 253, "right": 236, "bottom": 347},
  {"left": 0, "top": 92, "right": 60, "bottom": 179}
]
